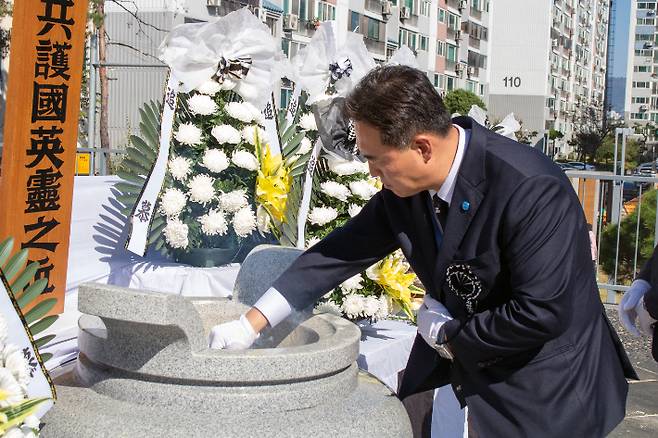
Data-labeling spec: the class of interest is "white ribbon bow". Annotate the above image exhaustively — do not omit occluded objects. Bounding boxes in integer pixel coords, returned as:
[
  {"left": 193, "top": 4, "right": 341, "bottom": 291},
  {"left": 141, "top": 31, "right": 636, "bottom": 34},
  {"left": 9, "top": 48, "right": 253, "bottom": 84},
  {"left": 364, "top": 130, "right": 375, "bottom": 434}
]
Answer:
[
  {"left": 158, "top": 8, "right": 280, "bottom": 109},
  {"left": 296, "top": 21, "right": 375, "bottom": 105}
]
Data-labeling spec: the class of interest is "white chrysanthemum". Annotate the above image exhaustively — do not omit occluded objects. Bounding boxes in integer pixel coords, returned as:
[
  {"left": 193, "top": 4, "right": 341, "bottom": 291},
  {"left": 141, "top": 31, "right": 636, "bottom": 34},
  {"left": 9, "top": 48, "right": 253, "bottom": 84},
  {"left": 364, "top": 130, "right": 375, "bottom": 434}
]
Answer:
[
  {"left": 0, "top": 314, "right": 7, "bottom": 344},
  {"left": 342, "top": 294, "right": 365, "bottom": 319},
  {"left": 328, "top": 156, "right": 370, "bottom": 176},
  {"left": 363, "top": 296, "right": 382, "bottom": 318},
  {"left": 3, "top": 344, "right": 30, "bottom": 387},
  {"left": 308, "top": 206, "right": 338, "bottom": 226},
  {"left": 349, "top": 180, "right": 379, "bottom": 200},
  {"left": 188, "top": 94, "right": 218, "bottom": 116},
  {"left": 348, "top": 204, "right": 362, "bottom": 217},
  {"left": 163, "top": 218, "right": 189, "bottom": 249},
  {"left": 174, "top": 123, "right": 203, "bottom": 146},
  {"left": 201, "top": 149, "right": 230, "bottom": 173},
  {"left": 199, "top": 210, "right": 229, "bottom": 236},
  {"left": 316, "top": 300, "right": 342, "bottom": 317},
  {"left": 231, "top": 150, "right": 259, "bottom": 171},
  {"left": 372, "top": 296, "right": 389, "bottom": 320},
  {"left": 340, "top": 274, "right": 364, "bottom": 292},
  {"left": 297, "top": 137, "right": 313, "bottom": 155},
  {"left": 232, "top": 206, "right": 257, "bottom": 237},
  {"left": 0, "top": 368, "right": 23, "bottom": 408},
  {"left": 242, "top": 125, "right": 267, "bottom": 146},
  {"left": 225, "top": 102, "right": 255, "bottom": 123},
  {"left": 211, "top": 125, "right": 241, "bottom": 144},
  {"left": 219, "top": 190, "right": 248, "bottom": 213},
  {"left": 168, "top": 156, "right": 193, "bottom": 181},
  {"left": 306, "top": 237, "right": 321, "bottom": 248},
  {"left": 196, "top": 80, "right": 222, "bottom": 96},
  {"left": 187, "top": 174, "right": 215, "bottom": 204},
  {"left": 320, "top": 181, "right": 351, "bottom": 202},
  {"left": 299, "top": 113, "right": 317, "bottom": 131},
  {"left": 159, "top": 188, "right": 187, "bottom": 217}
]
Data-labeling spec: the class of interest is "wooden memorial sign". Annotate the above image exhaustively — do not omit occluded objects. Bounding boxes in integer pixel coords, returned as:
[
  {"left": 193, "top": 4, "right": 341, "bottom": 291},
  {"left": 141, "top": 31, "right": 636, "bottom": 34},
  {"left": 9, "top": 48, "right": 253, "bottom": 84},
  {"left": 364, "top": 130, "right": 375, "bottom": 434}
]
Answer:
[{"left": 0, "top": 0, "right": 89, "bottom": 314}]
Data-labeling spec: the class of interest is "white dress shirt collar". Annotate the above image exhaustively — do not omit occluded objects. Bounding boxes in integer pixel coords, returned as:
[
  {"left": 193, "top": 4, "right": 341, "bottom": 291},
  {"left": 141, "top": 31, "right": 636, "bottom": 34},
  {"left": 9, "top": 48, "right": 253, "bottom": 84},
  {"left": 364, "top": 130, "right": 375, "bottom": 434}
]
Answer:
[{"left": 429, "top": 124, "right": 469, "bottom": 206}]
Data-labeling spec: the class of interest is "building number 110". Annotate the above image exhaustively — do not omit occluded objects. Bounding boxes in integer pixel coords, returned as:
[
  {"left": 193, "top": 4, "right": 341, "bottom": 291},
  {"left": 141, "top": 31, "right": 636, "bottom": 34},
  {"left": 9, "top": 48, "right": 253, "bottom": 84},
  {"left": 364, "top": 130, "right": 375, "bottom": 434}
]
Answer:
[{"left": 503, "top": 76, "right": 521, "bottom": 87}]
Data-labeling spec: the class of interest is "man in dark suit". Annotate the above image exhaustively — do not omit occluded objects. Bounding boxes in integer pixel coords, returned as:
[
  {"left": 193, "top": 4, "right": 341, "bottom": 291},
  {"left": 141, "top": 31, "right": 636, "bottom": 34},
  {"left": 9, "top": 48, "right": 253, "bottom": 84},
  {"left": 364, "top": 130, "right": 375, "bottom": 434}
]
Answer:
[{"left": 209, "top": 66, "right": 637, "bottom": 436}]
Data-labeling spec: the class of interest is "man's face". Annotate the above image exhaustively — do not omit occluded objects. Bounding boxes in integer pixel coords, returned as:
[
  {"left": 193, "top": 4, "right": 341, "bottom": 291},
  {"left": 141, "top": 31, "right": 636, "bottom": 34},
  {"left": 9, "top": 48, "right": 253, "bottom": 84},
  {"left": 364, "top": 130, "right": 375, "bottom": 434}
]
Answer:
[{"left": 355, "top": 121, "right": 427, "bottom": 198}]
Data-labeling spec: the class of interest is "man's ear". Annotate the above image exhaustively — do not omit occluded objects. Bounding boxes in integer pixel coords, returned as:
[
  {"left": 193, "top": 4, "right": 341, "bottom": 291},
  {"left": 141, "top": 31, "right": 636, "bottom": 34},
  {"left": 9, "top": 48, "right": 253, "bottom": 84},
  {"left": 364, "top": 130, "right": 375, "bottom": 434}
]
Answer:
[{"left": 413, "top": 135, "right": 433, "bottom": 163}]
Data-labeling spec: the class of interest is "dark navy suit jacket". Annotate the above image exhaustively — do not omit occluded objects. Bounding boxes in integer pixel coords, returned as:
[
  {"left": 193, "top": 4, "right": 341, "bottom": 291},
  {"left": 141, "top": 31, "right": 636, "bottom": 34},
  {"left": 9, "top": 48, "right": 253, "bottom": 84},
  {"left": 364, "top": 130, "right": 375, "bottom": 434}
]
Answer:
[{"left": 273, "top": 117, "right": 637, "bottom": 436}]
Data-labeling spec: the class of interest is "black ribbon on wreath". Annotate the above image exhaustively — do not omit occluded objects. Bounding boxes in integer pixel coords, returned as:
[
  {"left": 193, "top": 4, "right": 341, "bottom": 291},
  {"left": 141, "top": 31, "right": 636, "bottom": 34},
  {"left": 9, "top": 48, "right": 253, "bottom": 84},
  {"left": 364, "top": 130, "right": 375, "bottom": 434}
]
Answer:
[
  {"left": 312, "top": 97, "right": 365, "bottom": 163},
  {"left": 211, "top": 55, "right": 252, "bottom": 84}
]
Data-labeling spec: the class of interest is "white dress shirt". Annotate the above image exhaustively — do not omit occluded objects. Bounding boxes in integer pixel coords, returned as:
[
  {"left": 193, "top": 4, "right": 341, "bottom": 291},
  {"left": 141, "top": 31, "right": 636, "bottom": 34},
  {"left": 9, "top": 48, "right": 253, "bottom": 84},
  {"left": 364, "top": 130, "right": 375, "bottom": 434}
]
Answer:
[{"left": 254, "top": 125, "right": 470, "bottom": 328}]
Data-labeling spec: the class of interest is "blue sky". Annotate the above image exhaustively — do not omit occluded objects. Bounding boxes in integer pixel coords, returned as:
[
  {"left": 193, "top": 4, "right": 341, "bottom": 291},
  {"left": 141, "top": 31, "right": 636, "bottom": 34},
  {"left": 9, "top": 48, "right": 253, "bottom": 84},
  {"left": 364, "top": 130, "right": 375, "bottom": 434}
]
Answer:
[{"left": 612, "top": 0, "right": 631, "bottom": 78}]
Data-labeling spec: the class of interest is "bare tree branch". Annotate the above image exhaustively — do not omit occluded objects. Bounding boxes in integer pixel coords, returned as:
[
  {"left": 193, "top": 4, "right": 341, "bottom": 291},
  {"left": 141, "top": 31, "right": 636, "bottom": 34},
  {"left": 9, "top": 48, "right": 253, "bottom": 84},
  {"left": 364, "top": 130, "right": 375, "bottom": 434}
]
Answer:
[{"left": 106, "top": 41, "right": 163, "bottom": 62}]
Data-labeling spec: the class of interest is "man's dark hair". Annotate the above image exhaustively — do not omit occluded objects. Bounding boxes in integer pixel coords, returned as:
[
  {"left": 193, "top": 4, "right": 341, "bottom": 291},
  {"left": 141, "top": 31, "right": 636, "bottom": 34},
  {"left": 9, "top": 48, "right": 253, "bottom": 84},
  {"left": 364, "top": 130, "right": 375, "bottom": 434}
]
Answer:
[{"left": 344, "top": 65, "right": 452, "bottom": 149}]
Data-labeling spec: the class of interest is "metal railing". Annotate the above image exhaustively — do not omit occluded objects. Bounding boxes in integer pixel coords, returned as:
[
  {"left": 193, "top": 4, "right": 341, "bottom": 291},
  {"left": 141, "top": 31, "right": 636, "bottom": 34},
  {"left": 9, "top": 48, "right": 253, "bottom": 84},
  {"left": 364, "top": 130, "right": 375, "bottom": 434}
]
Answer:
[{"left": 564, "top": 170, "right": 658, "bottom": 304}]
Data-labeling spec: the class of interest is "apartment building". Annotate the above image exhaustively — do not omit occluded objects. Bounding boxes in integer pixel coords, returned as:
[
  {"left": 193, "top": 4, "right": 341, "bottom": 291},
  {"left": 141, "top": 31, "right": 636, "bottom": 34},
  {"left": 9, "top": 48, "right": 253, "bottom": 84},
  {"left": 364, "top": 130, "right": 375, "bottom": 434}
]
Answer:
[
  {"left": 488, "top": 0, "right": 610, "bottom": 157},
  {"left": 625, "top": 1, "right": 658, "bottom": 145},
  {"left": 99, "top": 0, "right": 495, "bottom": 148}
]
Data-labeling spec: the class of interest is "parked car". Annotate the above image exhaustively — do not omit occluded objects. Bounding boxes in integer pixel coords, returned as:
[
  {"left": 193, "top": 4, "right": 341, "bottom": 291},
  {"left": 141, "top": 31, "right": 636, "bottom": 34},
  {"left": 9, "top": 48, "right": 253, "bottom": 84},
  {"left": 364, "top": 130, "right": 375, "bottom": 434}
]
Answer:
[
  {"left": 635, "top": 162, "right": 658, "bottom": 176},
  {"left": 567, "top": 161, "right": 595, "bottom": 170},
  {"left": 558, "top": 163, "right": 577, "bottom": 171}
]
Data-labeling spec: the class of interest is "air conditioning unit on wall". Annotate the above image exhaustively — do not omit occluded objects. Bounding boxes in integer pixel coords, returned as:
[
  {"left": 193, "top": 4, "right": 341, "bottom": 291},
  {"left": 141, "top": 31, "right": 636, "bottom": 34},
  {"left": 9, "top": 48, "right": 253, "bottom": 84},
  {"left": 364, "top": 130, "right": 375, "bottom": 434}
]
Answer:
[{"left": 283, "top": 14, "right": 299, "bottom": 31}]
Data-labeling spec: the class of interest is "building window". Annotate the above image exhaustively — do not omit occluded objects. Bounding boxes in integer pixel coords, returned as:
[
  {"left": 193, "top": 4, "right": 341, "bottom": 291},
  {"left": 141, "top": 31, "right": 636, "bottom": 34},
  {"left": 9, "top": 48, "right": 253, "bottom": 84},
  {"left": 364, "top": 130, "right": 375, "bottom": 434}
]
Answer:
[
  {"left": 479, "top": 84, "right": 485, "bottom": 95},
  {"left": 635, "top": 65, "right": 651, "bottom": 72},
  {"left": 419, "top": 35, "right": 429, "bottom": 51},
  {"left": 446, "top": 76, "right": 455, "bottom": 91},
  {"left": 420, "top": 0, "right": 430, "bottom": 16},
  {"left": 631, "top": 113, "right": 649, "bottom": 120},
  {"left": 447, "top": 12, "right": 460, "bottom": 31},
  {"left": 316, "top": 1, "right": 336, "bottom": 21},
  {"left": 638, "top": 3, "right": 656, "bottom": 10},
  {"left": 446, "top": 43, "right": 458, "bottom": 62},
  {"left": 465, "top": 80, "right": 476, "bottom": 93},
  {"left": 400, "top": 28, "right": 419, "bottom": 50},
  {"left": 634, "top": 81, "right": 651, "bottom": 88},
  {"left": 472, "top": 0, "right": 485, "bottom": 11},
  {"left": 366, "top": 17, "right": 382, "bottom": 40},
  {"left": 280, "top": 88, "right": 293, "bottom": 109},
  {"left": 437, "top": 40, "right": 446, "bottom": 56},
  {"left": 438, "top": 8, "right": 447, "bottom": 23},
  {"left": 350, "top": 11, "right": 360, "bottom": 32}
]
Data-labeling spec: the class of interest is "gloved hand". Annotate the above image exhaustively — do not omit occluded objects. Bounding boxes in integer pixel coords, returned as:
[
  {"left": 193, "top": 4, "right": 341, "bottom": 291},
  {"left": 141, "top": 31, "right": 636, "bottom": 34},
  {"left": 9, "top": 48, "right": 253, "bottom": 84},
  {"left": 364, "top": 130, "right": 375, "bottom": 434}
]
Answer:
[
  {"left": 619, "top": 279, "right": 651, "bottom": 337},
  {"left": 636, "top": 296, "right": 658, "bottom": 336},
  {"left": 208, "top": 315, "right": 259, "bottom": 350},
  {"left": 417, "top": 295, "right": 453, "bottom": 348}
]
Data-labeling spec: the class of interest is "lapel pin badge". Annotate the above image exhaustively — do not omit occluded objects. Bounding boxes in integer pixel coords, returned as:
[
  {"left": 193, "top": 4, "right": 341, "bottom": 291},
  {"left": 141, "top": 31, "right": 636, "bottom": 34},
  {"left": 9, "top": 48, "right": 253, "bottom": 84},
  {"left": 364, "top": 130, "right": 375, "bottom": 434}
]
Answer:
[{"left": 461, "top": 201, "right": 470, "bottom": 212}]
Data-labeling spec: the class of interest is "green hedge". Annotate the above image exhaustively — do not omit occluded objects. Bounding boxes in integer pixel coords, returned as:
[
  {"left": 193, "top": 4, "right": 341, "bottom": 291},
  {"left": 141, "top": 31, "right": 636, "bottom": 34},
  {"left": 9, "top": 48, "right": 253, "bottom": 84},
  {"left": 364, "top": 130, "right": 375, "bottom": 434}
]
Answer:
[{"left": 599, "top": 189, "right": 657, "bottom": 284}]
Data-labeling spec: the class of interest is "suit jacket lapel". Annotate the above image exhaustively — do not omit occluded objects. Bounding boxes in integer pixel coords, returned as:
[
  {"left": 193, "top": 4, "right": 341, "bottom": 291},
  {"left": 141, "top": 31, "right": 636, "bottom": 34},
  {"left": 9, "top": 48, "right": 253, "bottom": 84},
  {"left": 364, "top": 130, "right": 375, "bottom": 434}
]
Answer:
[{"left": 432, "top": 117, "right": 488, "bottom": 289}]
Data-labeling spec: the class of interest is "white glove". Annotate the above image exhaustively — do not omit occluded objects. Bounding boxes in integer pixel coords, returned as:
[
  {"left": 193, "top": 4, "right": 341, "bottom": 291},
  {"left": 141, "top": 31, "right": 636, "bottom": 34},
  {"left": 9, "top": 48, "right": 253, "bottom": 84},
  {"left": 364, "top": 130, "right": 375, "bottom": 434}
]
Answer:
[
  {"left": 636, "top": 296, "right": 658, "bottom": 336},
  {"left": 619, "top": 279, "right": 651, "bottom": 337},
  {"left": 417, "top": 295, "right": 453, "bottom": 348},
  {"left": 208, "top": 315, "right": 259, "bottom": 350}
]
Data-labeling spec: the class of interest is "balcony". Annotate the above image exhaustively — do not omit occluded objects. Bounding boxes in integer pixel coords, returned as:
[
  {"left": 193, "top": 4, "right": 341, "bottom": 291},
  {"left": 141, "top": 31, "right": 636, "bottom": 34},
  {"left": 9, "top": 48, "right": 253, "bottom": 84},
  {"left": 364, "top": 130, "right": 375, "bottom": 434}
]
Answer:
[
  {"left": 365, "top": 0, "right": 384, "bottom": 15},
  {"left": 363, "top": 37, "right": 386, "bottom": 56}
]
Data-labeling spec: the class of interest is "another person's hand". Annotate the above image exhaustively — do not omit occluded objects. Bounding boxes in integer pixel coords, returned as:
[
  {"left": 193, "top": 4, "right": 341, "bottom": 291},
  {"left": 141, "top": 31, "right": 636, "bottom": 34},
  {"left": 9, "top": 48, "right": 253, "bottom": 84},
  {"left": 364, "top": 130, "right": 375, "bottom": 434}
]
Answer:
[
  {"left": 208, "top": 315, "right": 258, "bottom": 350},
  {"left": 619, "top": 279, "right": 651, "bottom": 336},
  {"left": 417, "top": 295, "right": 453, "bottom": 347},
  {"left": 636, "top": 296, "right": 658, "bottom": 336}
]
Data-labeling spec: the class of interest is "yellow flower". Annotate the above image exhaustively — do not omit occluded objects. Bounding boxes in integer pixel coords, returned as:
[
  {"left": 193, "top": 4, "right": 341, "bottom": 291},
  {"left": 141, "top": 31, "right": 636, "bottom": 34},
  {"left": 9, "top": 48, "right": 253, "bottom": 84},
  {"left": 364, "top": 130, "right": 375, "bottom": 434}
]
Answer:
[
  {"left": 256, "top": 142, "right": 291, "bottom": 223},
  {"left": 368, "top": 254, "right": 421, "bottom": 321}
]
